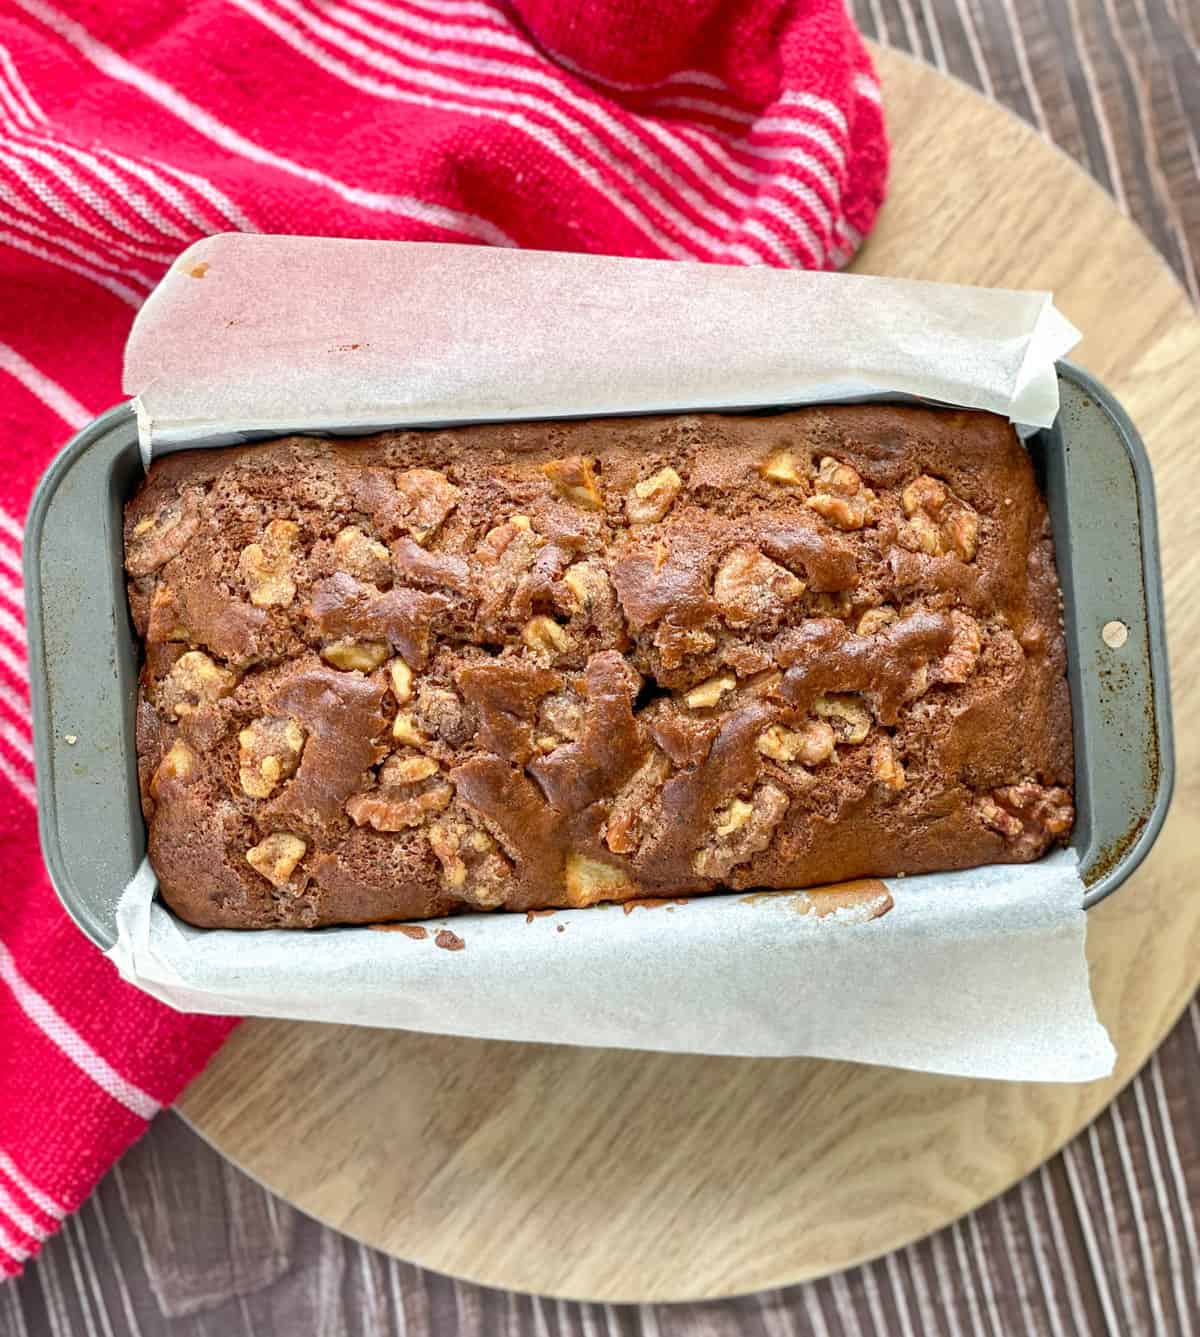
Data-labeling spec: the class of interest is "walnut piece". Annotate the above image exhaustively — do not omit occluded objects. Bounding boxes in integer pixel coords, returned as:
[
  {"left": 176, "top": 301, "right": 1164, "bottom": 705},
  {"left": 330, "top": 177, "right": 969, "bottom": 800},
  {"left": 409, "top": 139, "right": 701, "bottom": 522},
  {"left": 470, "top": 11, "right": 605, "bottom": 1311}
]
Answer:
[
  {"left": 977, "top": 796, "right": 1024, "bottom": 839},
  {"left": 394, "top": 468, "right": 461, "bottom": 544},
  {"left": 150, "top": 740, "right": 197, "bottom": 798},
  {"left": 900, "top": 512, "right": 941, "bottom": 556},
  {"left": 161, "top": 650, "right": 237, "bottom": 718},
  {"left": 714, "top": 797, "right": 754, "bottom": 837},
  {"left": 428, "top": 818, "right": 510, "bottom": 906},
  {"left": 239, "top": 518, "right": 299, "bottom": 608},
  {"left": 564, "top": 852, "right": 634, "bottom": 906},
  {"left": 428, "top": 823, "right": 468, "bottom": 889},
  {"left": 380, "top": 752, "right": 440, "bottom": 785},
  {"left": 813, "top": 692, "right": 871, "bottom": 744},
  {"left": 898, "top": 475, "right": 979, "bottom": 561},
  {"left": 684, "top": 674, "right": 736, "bottom": 709},
  {"left": 809, "top": 591, "right": 853, "bottom": 619},
  {"left": 238, "top": 717, "right": 304, "bottom": 799},
  {"left": 542, "top": 456, "right": 603, "bottom": 510},
  {"left": 805, "top": 494, "right": 872, "bottom": 529},
  {"left": 346, "top": 783, "right": 453, "bottom": 832},
  {"left": 938, "top": 610, "right": 982, "bottom": 683},
  {"left": 713, "top": 547, "right": 805, "bottom": 628},
  {"left": 944, "top": 509, "right": 979, "bottom": 562},
  {"left": 626, "top": 467, "right": 683, "bottom": 524},
  {"left": 477, "top": 517, "right": 546, "bottom": 623},
  {"left": 901, "top": 475, "right": 947, "bottom": 516},
  {"left": 392, "top": 711, "right": 428, "bottom": 747},
  {"left": 655, "top": 622, "right": 717, "bottom": 669},
  {"left": 721, "top": 643, "right": 774, "bottom": 678},
  {"left": 414, "top": 684, "right": 473, "bottom": 748},
  {"left": 333, "top": 525, "right": 391, "bottom": 584},
  {"left": 346, "top": 748, "right": 452, "bottom": 831},
  {"left": 856, "top": 606, "right": 898, "bottom": 637},
  {"left": 537, "top": 689, "right": 586, "bottom": 747},
  {"left": 758, "top": 447, "right": 804, "bottom": 486},
  {"left": 126, "top": 488, "right": 202, "bottom": 577},
  {"left": 246, "top": 832, "right": 307, "bottom": 888},
  {"left": 872, "top": 736, "right": 906, "bottom": 791},
  {"left": 993, "top": 783, "right": 1074, "bottom": 836},
  {"left": 805, "top": 457, "right": 875, "bottom": 531},
  {"left": 813, "top": 457, "right": 863, "bottom": 497},
  {"left": 563, "top": 560, "right": 611, "bottom": 614},
  {"left": 604, "top": 750, "right": 670, "bottom": 854},
  {"left": 147, "top": 585, "right": 189, "bottom": 642},
  {"left": 388, "top": 657, "right": 414, "bottom": 705},
  {"left": 693, "top": 782, "right": 789, "bottom": 879},
  {"left": 757, "top": 720, "right": 836, "bottom": 766},
  {"left": 321, "top": 638, "right": 390, "bottom": 672},
  {"left": 479, "top": 520, "right": 531, "bottom": 561},
  {"left": 978, "top": 784, "right": 1074, "bottom": 855},
  {"left": 903, "top": 663, "right": 931, "bottom": 703},
  {"left": 522, "top": 615, "right": 573, "bottom": 655}
]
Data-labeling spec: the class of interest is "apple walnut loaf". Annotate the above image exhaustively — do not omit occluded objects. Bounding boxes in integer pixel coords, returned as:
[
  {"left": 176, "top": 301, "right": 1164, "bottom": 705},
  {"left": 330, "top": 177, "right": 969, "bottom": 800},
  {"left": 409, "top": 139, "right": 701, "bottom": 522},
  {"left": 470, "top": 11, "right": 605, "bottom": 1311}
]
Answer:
[{"left": 125, "top": 406, "right": 1074, "bottom": 928}]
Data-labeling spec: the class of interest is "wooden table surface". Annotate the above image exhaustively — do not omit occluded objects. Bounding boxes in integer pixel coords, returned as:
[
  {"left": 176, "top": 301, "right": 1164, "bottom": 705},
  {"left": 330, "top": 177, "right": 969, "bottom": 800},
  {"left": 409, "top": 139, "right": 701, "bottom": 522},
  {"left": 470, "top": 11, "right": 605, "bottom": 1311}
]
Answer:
[{"left": 4, "top": 1, "right": 1198, "bottom": 1333}]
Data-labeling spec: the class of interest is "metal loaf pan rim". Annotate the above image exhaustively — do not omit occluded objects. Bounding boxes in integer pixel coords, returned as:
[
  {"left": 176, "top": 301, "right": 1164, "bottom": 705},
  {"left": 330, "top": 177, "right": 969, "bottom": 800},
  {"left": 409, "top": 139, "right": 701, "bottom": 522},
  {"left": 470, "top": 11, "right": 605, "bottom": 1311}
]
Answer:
[
  {"left": 1056, "top": 362, "right": 1173, "bottom": 908},
  {"left": 24, "top": 368, "right": 1171, "bottom": 949}
]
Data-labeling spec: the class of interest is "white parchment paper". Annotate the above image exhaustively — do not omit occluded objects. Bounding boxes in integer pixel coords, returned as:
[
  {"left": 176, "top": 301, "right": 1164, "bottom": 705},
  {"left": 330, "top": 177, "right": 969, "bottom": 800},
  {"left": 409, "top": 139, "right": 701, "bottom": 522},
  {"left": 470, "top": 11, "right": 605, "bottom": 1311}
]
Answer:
[
  {"left": 125, "top": 234, "right": 1079, "bottom": 458},
  {"left": 111, "top": 236, "right": 1112, "bottom": 1081},
  {"left": 109, "top": 852, "right": 1111, "bottom": 1081}
]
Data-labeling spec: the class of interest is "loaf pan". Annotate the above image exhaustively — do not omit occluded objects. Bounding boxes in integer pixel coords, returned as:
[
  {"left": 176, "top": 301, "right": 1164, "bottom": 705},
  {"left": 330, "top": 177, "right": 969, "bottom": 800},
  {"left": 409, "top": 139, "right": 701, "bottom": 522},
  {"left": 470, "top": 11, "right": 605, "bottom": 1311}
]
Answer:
[{"left": 24, "top": 364, "right": 1174, "bottom": 951}]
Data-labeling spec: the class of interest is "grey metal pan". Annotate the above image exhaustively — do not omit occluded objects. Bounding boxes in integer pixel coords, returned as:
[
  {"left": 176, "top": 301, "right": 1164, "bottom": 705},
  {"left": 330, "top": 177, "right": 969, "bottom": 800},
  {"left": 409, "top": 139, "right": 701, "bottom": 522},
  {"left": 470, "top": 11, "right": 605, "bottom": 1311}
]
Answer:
[{"left": 24, "top": 364, "right": 1174, "bottom": 951}]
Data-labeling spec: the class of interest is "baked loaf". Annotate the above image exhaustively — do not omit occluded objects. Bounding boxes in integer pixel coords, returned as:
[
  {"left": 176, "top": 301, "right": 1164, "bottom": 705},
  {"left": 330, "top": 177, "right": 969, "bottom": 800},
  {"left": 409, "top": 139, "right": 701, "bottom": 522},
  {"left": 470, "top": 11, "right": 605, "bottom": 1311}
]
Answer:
[{"left": 126, "top": 407, "right": 1074, "bottom": 929}]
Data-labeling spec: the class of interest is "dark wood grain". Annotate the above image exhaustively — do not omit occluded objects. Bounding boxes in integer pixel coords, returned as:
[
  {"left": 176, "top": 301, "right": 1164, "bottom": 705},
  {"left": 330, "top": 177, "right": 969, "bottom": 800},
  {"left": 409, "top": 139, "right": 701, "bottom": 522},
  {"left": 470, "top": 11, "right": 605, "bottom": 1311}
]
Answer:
[
  {"left": 5, "top": 1, "right": 1198, "bottom": 1331},
  {"left": 4, "top": 1003, "right": 1198, "bottom": 1333}
]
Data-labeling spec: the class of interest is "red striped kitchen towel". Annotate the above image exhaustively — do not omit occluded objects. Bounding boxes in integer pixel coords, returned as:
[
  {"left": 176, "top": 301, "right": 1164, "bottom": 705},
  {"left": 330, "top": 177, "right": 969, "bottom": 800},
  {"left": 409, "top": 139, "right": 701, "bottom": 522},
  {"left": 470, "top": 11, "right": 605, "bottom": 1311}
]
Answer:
[{"left": 0, "top": 0, "right": 887, "bottom": 1278}]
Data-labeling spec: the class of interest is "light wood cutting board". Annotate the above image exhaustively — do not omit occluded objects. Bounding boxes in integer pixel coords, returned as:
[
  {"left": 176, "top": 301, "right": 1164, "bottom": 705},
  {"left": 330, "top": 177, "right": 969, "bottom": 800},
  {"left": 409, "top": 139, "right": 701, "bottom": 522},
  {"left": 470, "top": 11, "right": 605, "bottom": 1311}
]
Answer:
[{"left": 178, "top": 45, "right": 1200, "bottom": 1303}]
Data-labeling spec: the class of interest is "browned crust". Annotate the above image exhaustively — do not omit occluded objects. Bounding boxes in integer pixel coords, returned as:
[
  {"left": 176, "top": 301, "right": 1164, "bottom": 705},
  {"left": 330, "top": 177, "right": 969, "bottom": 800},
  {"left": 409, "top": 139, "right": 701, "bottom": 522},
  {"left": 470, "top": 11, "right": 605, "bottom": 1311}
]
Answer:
[{"left": 125, "top": 406, "right": 1073, "bottom": 928}]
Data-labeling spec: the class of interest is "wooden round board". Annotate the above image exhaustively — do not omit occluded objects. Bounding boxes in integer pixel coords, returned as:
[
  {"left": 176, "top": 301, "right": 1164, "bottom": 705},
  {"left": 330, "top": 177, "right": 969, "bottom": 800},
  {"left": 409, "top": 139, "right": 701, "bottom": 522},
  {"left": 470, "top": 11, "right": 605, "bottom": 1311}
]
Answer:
[{"left": 177, "top": 46, "right": 1200, "bottom": 1303}]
